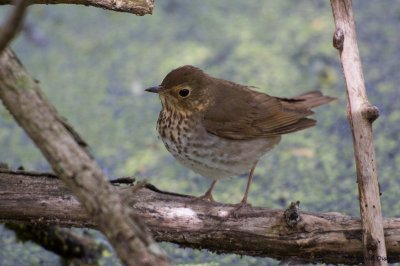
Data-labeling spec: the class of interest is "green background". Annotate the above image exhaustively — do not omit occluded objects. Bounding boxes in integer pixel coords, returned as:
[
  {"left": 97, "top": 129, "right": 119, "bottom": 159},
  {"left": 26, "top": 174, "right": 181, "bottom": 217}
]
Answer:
[{"left": 0, "top": 1, "right": 399, "bottom": 265}]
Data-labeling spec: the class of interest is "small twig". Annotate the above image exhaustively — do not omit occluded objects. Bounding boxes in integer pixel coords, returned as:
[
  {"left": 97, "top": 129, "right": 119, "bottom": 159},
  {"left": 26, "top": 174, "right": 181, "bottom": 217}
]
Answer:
[
  {"left": 144, "top": 183, "right": 193, "bottom": 198},
  {"left": 0, "top": 0, "right": 30, "bottom": 54},
  {"left": 110, "top": 176, "right": 136, "bottom": 185},
  {"left": 0, "top": 168, "right": 57, "bottom": 178}
]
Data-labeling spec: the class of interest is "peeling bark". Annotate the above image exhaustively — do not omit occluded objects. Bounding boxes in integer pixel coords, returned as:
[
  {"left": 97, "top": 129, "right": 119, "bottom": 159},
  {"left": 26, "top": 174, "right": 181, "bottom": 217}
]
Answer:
[{"left": 1, "top": 170, "right": 400, "bottom": 265}]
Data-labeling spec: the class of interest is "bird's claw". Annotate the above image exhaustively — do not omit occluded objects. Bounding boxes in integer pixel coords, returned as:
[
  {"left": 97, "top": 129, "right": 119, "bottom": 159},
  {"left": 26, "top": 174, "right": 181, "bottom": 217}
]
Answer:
[{"left": 223, "top": 201, "right": 252, "bottom": 219}]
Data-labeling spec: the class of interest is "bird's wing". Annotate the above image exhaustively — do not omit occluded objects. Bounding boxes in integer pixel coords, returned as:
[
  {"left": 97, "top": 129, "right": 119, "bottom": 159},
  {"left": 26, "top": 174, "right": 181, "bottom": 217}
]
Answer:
[{"left": 203, "top": 85, "right": 331, "bottom": 140}]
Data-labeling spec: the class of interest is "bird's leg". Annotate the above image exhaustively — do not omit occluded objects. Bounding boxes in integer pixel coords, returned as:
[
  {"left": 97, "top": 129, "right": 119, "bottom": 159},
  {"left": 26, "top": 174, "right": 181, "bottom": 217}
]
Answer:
[
  {"left": 191, "top": 180, "right": 217, "bottom": 203},
  {"left": 227, "top": 163, "right": 257, "bottom": 217},
  {"left": 239, "top": 163, "right": 257, "bottom": 206}
]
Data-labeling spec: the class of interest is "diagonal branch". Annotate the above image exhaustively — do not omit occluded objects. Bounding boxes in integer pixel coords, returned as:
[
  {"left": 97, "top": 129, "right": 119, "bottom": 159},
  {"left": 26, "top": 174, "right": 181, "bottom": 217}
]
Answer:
[
  {"left": 0, "top": 0, "right": 154, "bottom": 15},
  {"left": 330, "top": 1, "right": 387, "bottom": 265},
  {"left": 0, "top": 48, "right": 170, "bottom": 266},
  {"left": 0, "top": 0, "right": 30, "bottom": 54},
  {"left": 1, "top": 169, "right": 400, "bottom": 265}
]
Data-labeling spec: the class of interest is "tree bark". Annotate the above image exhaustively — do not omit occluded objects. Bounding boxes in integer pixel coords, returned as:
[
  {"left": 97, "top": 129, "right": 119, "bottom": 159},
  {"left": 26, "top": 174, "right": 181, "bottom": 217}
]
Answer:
[
  {"left": 1, "top": 169, "right": 400, "bottom": 265},
  {"left": 0, "top": 49, "right": 170, "bottom": 266},
  {"left": 0, "top": 0, "right": 154, "bottom": 15},
  {"left": 330, "top": 1, "right": 387, "bottom": 265}
]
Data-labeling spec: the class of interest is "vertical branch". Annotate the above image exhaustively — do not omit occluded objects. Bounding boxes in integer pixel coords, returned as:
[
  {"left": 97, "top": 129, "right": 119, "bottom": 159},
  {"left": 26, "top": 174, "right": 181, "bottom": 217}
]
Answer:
[{"left": 330, "top": 1, "right": 387, "bottom": 265}]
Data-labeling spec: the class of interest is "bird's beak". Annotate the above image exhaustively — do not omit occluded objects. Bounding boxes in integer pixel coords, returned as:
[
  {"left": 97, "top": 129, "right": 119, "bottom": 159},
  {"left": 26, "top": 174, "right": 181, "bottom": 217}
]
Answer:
[{"left": 145, "top": 85, "right": 162, "bottom": 93}]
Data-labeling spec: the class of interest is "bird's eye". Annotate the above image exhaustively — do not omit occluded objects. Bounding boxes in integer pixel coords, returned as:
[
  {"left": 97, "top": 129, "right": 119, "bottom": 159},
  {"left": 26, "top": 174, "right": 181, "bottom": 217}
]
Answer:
[{"left": 178, "top": 88, "right": 190, "bottom": 98}]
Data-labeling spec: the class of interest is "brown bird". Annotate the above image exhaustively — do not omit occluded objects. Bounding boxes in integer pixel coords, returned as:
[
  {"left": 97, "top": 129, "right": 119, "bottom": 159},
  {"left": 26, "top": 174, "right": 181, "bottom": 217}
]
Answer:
[{"left": 146, "top": 65, "right": 334, "bottom": 206}]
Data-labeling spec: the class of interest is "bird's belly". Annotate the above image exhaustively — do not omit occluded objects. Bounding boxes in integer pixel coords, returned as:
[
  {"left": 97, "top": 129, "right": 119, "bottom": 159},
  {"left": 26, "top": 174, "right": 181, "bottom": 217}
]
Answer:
[{"left": 160, "top": 130, "right": 281, "bottom": 180}]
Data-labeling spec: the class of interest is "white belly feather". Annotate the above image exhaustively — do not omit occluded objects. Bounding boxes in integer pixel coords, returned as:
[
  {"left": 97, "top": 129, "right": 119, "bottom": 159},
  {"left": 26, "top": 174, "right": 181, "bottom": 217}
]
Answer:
[{"left": 160, "top": 127, "right": 281, "bottom": 180}]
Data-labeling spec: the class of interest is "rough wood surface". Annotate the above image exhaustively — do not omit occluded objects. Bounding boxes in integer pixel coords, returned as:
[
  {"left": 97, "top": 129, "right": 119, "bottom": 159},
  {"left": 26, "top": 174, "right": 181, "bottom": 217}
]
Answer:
[
  {"left": 0, "top": 49, "right": 170, "bottom": 266},
  {"left": 0, "top": 0, "right": 154, "bottom": 15},
  {"left": 330, "top": 1, "right": 387, "bottom": 265},
  {"left": 1, "top": 170, "right": 400, "bottom": 265}
]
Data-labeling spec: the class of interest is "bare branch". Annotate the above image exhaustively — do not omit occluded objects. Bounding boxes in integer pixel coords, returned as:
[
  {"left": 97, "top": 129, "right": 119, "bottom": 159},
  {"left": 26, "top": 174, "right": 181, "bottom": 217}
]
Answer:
[
  {"left": 330, "top": 1, "right": 387, "bottom": 265},
  {"left": 0, "top": 48, "right": 170, "bottom": 266},
  {"left": 0, "top": 0, "right": 30, "bottom": 54},
  {"left": 5, "top": 223, "right": 106, "bottom": 263},
  {"left": 0, "top": 0, "right": 154, "bottom": 15},
  {"left": 1, "top": 169, "right": 400, "bottom": 265}
]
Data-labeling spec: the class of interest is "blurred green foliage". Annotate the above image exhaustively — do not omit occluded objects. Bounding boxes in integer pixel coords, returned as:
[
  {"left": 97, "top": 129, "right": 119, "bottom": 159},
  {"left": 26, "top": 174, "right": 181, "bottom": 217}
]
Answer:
[{"left": 0, "top": 0, "right": 400, "bottom": 265}]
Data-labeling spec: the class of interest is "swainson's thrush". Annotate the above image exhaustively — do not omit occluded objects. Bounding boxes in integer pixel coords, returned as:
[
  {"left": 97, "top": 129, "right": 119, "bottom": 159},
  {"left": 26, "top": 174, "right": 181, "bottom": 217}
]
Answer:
[{"left": 146, "top": 65, "right": 334, "bottom": 206}]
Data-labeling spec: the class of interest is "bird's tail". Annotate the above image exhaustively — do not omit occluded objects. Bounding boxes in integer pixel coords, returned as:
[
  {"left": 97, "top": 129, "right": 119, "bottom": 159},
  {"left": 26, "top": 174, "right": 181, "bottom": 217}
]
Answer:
[
  {"left": 265, "top": 91, "right": 335, "bottom": 135},
  {"left": 291, "top": 91, "right": 336, "bottom": 109}
]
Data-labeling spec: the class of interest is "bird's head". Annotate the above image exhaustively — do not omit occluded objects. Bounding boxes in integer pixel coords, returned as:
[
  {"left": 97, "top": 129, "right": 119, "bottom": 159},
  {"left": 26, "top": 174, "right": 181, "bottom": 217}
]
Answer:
[{"left": 145, "top": 65, "right": 212, "bottom": 113}]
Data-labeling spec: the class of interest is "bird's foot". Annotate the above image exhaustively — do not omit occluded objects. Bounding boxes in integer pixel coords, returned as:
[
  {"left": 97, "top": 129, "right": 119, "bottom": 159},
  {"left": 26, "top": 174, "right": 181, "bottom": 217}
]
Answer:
[
  {"left": 226, "top": 200, "right": 252, "bottom": 218},
  {"left": 188, "top": 191, "right": 216, "bottom": 205}
]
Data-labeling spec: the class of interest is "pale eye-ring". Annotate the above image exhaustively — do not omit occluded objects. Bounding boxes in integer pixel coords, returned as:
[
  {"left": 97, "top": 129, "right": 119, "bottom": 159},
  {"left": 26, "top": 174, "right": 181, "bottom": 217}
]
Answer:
[{"left": 178, "top": 88, "right": 190, "bottom": 98}]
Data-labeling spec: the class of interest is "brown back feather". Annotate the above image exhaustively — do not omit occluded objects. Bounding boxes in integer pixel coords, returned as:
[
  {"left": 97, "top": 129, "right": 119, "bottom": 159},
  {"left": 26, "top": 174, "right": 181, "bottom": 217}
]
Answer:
[{"left": 203, "top": 83, "right": 335, "bottom": 140}]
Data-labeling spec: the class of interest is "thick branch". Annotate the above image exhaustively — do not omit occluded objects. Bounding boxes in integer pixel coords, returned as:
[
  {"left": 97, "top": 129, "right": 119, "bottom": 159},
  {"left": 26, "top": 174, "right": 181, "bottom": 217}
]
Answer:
[
  {"left": 330, "top": 1, "right": 387, "bottom": 265},
  {"left": 2, "top": 170, "right": 400, "bottom": 265},
  {"left": 0, "top": 49, "right": 169, "bottom": 266},
  {"left": 0, "top": 0, "right": 154, "bottom": 15}
]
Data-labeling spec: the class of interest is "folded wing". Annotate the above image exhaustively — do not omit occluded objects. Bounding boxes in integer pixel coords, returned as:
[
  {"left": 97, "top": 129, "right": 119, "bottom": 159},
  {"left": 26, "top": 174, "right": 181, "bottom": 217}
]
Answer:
[{"left": 203, "top": 83, "right": 334, "bottom": 140}]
